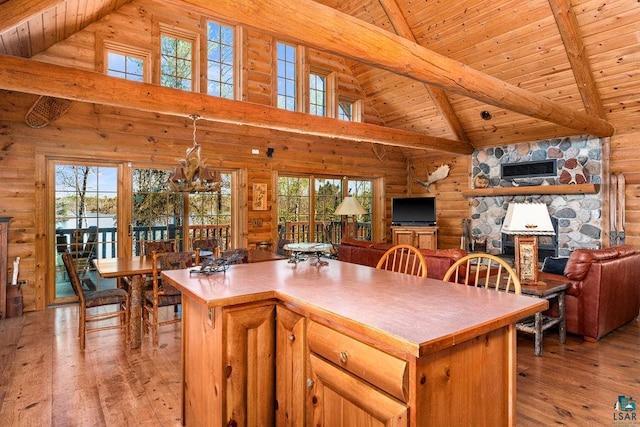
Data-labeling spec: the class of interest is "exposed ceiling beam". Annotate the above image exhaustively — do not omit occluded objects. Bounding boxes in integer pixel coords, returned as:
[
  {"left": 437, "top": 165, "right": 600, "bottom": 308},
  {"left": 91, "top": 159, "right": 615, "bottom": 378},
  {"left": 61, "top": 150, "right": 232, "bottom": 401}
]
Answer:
[
  {"left": 177, "top": 0, "right": 614, "bottom": 138},
  {"left": 0, "top": 0, "right": 65, "bottom": 33},
  {"left": 377, "top": 0, "right": 471, "bottom": 145},
  {"left": 548, "top": 0, "right": 607, "bottom": 119},
  {"left": 0, "top": 55, "right": 473, "bottom": 154}
]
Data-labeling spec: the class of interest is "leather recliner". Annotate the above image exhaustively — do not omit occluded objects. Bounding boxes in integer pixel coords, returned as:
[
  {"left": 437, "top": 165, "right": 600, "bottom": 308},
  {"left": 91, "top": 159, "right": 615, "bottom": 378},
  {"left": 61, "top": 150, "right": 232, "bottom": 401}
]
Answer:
[{"left": 540, "top": 245, "right": 640, "bottom": 341}]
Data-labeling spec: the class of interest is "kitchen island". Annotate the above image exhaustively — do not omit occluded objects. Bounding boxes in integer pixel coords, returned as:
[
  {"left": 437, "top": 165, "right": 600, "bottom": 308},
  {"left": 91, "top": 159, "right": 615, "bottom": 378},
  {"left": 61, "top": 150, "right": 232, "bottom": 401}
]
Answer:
[{"left": 162, "top": 259, "right": 546, "bottom": 426}]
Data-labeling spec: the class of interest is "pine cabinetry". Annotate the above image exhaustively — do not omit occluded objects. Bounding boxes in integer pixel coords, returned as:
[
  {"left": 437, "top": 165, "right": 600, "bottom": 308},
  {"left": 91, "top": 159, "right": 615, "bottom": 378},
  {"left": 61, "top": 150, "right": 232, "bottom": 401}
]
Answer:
[
  {"left": 224, "top": 302, "right": 276, "bottom": 426},
  {"left": 275, "top": 305, "right": 306, "bottom": 426},
  {"left": 181, "top": 298, "right": 276, "bottom": 427},
  {"left": 167, "top": 261, "right": 545, "bottom": 427},
  {"left": 391, "top": 226, "right": 437, "bottom": 249},
  {"left": 306, "top": 321, "right": 409, "bottom": 426}
]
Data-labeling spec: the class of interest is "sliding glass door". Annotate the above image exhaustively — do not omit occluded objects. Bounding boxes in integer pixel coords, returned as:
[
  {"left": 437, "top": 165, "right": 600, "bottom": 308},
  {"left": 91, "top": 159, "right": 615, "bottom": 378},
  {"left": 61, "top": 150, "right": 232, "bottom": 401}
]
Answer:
[{"left": 53, "top": 163, "right": 118, "bottom": 303}]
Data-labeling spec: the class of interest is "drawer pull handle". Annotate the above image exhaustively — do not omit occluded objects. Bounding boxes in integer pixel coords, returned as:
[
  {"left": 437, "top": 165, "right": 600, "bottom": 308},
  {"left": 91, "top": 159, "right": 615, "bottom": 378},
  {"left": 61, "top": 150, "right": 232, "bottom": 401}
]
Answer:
[
  {"left": 306, "top": 378, "right": 314, "bottom": 388},
  {"left": 339, "top": 351, "right": 348, "bottom": 364},
  {"left": 288, "top": 334, "right": 295, "bottom": 341}
]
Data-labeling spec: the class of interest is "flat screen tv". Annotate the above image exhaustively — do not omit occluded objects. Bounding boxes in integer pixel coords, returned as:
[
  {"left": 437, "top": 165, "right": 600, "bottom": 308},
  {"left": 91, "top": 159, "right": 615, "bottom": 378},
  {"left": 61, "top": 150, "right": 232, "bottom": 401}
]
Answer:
[{"left": 391, "top": 197, "right": 437, "bottom": 226}]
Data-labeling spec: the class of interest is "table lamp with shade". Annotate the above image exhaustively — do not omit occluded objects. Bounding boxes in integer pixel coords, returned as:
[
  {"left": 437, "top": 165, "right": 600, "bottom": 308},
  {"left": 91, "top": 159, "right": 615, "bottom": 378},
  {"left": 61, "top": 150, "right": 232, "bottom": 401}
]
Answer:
[
  {"left": 334, "top": 195, "right": 366, "bottom": 239},
  {"left": 501, "top": 202, "right": 555, "bottom": 285}
]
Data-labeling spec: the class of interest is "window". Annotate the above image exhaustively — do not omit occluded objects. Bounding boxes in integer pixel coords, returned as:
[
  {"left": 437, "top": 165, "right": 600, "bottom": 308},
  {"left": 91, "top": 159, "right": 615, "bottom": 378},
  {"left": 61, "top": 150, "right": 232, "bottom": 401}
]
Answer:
[
  {"left": 132, "top": 168, "right": 235, "bottom": 253},
  {"left": 314, "top": 178, "right": 342, "bottom": 243},
  {"left": 278, "top": 177, "right": 310, "bottom": 242},
  {"left": 338, "top": 101, "right": 353, "bottom": 121},
  {"left": 309, "top": 73, "right": 326, "bottom": 116},
  {"left": 277, "top": 42, "right": 297, "bottom": 111},
  {"left": 188, "top": 173, "right": 233, "bottom": 249},
  {"left": 107, "top": 52, "right": 144, "bottom": 81},
  {"left": 206, "top": 21, "right": 234, "bottom": 99},
  {"left": 161, "top": 31, "right": 195, "bottom": 91},
  {"left": 347, "top": 179, "right": 372, "bottom": 239},
  {"left": 132, "top": 168, "right": 184, "bottom": 253},
  {"left": 338, "top": 98, "right": 362, "bottom": 122},
  {"left": 103, "top": 42, "right": 150, "bottom": 82},
  {"left": 277, "top": 176, "right": 373, "bottom": 244}
]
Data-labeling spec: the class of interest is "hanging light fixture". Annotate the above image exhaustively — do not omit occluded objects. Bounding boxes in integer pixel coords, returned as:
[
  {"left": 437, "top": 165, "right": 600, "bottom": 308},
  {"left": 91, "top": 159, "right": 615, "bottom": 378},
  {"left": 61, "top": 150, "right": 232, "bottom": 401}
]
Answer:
[{"left": 168, "top": 114, "right": 221, "bottom": 193}]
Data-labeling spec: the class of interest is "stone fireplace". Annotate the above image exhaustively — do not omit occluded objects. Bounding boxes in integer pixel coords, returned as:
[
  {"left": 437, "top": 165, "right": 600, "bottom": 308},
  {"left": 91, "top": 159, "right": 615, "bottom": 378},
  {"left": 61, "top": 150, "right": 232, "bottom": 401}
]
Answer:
[{"left": 470, "top": 136, "right": 603, "bottom": 257}]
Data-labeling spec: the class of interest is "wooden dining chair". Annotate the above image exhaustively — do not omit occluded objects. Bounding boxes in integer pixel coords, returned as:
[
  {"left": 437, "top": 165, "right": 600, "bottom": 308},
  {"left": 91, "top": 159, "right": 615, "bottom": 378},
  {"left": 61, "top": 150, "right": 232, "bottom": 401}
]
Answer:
[
  {"left": 442, "top": 253, "right": 521, "bottom": 294},
  {"left": 61, "top": 250, "right": 130, "bottom": 351},
  {"left": 68, "top": 226, "right": 98, "bottom": 281},
  {"left": 143, "top": 251, "right": 195, "bottom": 347},
  {"left": 139, "top": 239, "right": 176, "bottom": 256},
  {"left": 192, "top": 238, "right": 218, "bottom": 252},
  {"left": 375, "top": 244, "right": 428, "bottom": 277}
]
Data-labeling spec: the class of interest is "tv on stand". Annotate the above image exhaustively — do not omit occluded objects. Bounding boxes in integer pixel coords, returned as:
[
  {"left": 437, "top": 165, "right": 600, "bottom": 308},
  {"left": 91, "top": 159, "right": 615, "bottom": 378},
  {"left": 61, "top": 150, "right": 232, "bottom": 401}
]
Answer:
[{"left": 391, "top": 197, "right": 437, "bottom": 226}]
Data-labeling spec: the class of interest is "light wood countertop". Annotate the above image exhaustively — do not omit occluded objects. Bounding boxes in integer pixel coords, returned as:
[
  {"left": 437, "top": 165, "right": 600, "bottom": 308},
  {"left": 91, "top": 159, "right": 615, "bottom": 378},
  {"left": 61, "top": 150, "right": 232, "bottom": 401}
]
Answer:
[{"left": 162, "top": 259, "right": 546, "bottom": 357}]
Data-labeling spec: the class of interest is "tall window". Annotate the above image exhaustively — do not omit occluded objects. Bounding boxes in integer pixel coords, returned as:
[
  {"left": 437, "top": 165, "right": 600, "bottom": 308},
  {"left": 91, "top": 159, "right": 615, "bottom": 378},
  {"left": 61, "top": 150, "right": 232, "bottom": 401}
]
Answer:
[
  {"left": 309, "top": 73, "right": 326, "bottom": 116},
  {"left": 132, "top": 169, "right": 184, "bottom": 253},
  {"left": 347, "top": 179, "right": 372, "bottom": 239},
  {"left": 278, "top": 177, "right": 310, "bottom": 242},
  {"left": 277, "top": 42, "right": 297, "bottom": 111},
  {"left": 206, "top": 21, "right": 234, "bottom": 99},
  {"left": 161, "top": 33, "right": 194, "bottom": 91},
  {"left": 188, "top": 173, "right": 233, "bottom": 249},
  {"left": 314, "top": 178, "right": 342, "bottom": 243}
]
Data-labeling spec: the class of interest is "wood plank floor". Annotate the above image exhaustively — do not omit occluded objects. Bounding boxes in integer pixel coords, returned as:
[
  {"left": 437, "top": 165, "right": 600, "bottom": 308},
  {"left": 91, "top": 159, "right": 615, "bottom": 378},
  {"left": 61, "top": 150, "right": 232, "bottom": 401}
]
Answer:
[{"left": 1, "top": 305, "right": 638, "bottom": 426}]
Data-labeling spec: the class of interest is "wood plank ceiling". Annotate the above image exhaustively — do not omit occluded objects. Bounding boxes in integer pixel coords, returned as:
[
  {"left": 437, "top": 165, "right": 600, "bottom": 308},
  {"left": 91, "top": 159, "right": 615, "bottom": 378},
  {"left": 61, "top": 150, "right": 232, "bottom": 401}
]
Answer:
[{"left": 0, "top": 0, "right": 638, "bottom": 153}]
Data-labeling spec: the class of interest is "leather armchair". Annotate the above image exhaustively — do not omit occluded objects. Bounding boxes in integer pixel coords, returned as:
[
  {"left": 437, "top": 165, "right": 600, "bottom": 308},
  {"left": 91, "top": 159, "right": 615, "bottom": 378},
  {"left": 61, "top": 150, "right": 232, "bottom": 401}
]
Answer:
[{"left": 540, "top": 245, "right": 640, "bottom": 341}]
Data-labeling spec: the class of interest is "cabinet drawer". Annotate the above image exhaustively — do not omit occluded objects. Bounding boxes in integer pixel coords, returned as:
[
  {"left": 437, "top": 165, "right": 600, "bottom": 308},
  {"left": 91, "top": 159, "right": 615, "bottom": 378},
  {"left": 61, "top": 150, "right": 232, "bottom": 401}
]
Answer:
[{"left": 307, "top": 321, "right": 409, "bottom": 402}]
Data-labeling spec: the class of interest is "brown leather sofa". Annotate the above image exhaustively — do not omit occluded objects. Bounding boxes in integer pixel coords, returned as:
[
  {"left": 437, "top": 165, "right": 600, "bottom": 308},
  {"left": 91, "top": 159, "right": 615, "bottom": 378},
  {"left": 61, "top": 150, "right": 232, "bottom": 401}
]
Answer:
[
  {"left": 539, "top": 245, "right": 640, "bottom": 342},
  {"left": 337, "top": 237, "right": 466, "bottom": 280}
]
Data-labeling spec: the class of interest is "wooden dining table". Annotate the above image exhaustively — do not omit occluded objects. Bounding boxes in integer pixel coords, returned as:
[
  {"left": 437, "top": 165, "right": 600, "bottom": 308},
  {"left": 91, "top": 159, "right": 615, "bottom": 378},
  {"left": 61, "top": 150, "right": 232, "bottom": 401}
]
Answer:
[{"left": 93, "top": 256, "right": 155, "bottom": 349}]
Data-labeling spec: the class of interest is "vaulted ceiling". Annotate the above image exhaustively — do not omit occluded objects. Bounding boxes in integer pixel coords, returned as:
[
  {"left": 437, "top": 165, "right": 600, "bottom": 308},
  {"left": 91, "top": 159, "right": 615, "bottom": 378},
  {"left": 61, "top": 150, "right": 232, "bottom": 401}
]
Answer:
[{"left": 0, "top": 0, "right": 638, "bottom": 154}]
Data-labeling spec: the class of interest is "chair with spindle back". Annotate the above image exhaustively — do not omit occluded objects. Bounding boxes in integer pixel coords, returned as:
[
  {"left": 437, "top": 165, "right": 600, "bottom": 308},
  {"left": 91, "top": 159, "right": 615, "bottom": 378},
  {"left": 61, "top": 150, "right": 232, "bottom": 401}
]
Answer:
[
  {"left": 442, "top": 253, "right": 521, "bottom": 294},
  {"left": 375, "top": 244, "right": 428, "bottom": 278}
]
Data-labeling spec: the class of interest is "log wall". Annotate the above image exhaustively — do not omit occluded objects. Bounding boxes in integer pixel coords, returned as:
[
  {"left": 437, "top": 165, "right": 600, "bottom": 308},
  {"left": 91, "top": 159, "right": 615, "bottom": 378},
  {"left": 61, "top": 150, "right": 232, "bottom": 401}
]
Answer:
[
  {"left": 1, "top": 0, "right": 638, "bottom": 312},
  {"left": 0, "top": 0, "right": 408, "bottom": 312}
]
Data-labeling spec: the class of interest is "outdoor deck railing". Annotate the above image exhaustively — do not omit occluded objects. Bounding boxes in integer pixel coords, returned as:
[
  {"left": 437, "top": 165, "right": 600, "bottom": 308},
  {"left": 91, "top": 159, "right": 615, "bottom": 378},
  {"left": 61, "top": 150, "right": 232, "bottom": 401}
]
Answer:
[{"left": 55, "top": 220, "right": 371, "bottom": 259}]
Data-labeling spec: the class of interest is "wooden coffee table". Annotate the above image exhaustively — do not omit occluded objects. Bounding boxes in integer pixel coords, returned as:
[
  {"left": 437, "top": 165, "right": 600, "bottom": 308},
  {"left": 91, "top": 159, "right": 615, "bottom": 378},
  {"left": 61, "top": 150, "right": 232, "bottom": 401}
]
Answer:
[{"left": 516, "top": 278, "right": 567, "bottom": 356}]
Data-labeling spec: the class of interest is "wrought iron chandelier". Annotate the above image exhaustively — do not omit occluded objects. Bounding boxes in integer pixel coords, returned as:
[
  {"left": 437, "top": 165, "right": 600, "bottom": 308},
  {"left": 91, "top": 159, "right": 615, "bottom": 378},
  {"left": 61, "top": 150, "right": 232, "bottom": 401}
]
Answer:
[{"left": 167, "top": 115, "right": 221, "bottom": 193}]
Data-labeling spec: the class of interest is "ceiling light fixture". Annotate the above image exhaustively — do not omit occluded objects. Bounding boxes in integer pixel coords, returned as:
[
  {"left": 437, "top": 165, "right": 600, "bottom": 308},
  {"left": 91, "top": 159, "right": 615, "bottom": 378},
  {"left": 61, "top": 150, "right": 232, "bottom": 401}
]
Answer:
[{"left": 167, "top": 115, "right": 221, "bottom": 193}]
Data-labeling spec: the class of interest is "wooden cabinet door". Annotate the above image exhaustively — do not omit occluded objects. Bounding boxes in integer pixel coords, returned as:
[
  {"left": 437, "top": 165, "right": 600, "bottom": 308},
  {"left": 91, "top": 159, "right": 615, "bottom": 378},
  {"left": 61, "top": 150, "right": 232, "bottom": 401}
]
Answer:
[
  {"left": 224, "top": 302, "right": 275, "bottom": 427},
  {"left": 414, "top": 229, "right": 436, "bottom": 249},
  {"left": 275, "top": 305, "right": 306, "bottom": 426},
  {"left": 392, "top": 229, "right": 414, "bottom": 246},
  {"left": 306, "top": 354, "right": 408, "bottom": 427}
]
